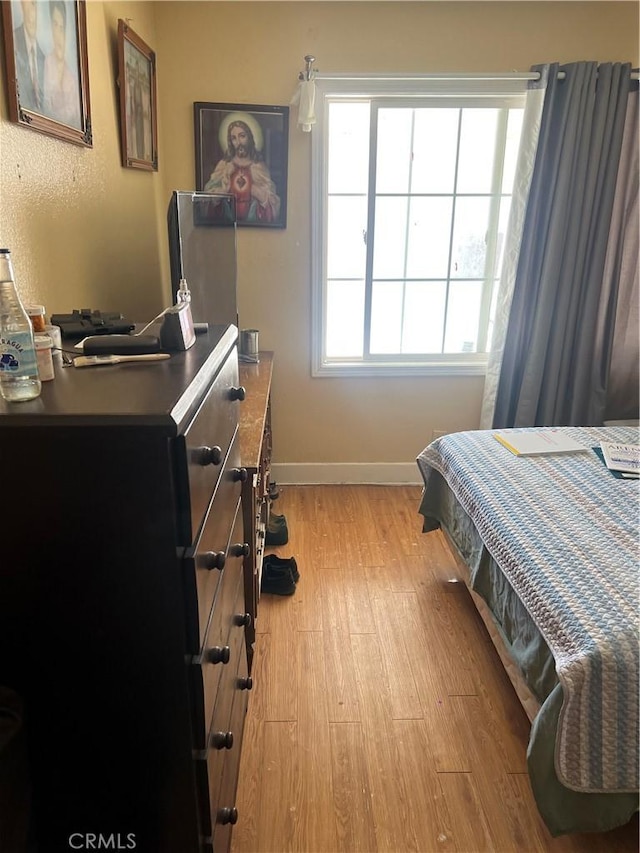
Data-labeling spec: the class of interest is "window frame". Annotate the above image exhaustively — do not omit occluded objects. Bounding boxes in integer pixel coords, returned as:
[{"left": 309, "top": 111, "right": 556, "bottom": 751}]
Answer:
[{"left": 311, "top": 75, "right": 528, "bottom": 377}]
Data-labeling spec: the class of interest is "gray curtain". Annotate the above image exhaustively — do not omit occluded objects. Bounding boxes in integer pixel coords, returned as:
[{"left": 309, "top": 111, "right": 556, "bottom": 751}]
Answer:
[
  {"left": 603, "top": 90, "right": 639, "bottom": 422},
  {"left": 492, "top": 62, "right": 633, "bottom": 428}
]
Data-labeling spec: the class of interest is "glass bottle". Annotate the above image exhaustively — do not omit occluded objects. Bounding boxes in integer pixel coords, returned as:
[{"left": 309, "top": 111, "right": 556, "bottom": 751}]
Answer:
[{"left": 0, "top": 249, "right": 41, "bottom": 402}]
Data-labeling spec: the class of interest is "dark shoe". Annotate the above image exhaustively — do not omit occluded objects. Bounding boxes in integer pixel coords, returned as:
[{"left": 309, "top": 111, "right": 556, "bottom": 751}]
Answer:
[
  {"left": 265, "top": 514, "right": 289, "bottom": 546},
  {"left": 264, "top": 554, "right": 299, "bottom": 583},
  {"left": 265, "top": 528, "right": 288, "bottom": 546},
  {"left": 268, "top": 482, "right": 280, "bottom": 501},
  {"left": 260, "top": 564, "right": 295, "bottom": 595}
]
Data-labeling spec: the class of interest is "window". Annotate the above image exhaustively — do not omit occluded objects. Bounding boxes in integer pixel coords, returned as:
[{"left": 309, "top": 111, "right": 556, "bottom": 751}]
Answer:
[{"left": 311, "top": 77, "right": 526, "bottom": 376}]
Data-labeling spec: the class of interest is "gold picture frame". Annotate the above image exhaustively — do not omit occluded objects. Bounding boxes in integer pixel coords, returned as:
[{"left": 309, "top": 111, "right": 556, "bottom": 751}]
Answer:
[
  {"left": 1, "top": 0, "right": 92, "bottom": 146},
  {"left": 117, "top": 19, "right": 157, "bottom": 171}
]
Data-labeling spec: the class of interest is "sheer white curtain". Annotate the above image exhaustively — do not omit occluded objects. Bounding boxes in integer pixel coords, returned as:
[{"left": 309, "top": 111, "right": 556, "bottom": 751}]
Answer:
[{"left": 480, "top": 72, "right": 548, "bottom": 428}]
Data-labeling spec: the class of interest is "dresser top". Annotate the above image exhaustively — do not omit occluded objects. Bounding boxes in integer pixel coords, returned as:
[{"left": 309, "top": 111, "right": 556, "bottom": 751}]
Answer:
[
  {"left": 238, "top": 351, "right": 273, "bottom": 469},
  {"left": 0, "top": 325, "right": 237, "bottom": 432}
]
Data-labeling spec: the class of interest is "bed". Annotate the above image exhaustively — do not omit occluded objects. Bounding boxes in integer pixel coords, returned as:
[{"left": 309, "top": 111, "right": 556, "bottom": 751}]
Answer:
[{"left": 416, "top": 425, "right": 639, "bottom": 836}]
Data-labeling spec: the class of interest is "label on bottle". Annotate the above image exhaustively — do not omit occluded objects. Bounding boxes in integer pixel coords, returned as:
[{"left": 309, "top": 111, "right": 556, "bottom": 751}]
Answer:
[{"left": 0, "top": 332, "right": 38, "bottom": 377}]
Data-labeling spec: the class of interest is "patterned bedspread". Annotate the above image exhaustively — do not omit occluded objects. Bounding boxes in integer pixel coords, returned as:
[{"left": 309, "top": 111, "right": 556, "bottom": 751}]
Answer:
[{"left": 417, "top": 426, "right": 639, "bottom": 794}]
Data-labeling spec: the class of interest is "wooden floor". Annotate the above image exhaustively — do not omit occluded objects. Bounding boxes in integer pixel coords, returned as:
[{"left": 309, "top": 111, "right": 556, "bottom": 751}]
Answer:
[{"left": 230, "top": 485, "right": 638, "bottom": 853}]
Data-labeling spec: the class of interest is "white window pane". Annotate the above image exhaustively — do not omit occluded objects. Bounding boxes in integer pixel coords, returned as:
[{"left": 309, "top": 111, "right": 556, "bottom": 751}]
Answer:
[
  {"left": 444, "top": 281, "right": 483, "bottom": 352},
  {"left": 406, "top": 197, "right": 453, "bottom": 278},
  {"left": 376, "top": 108, "right": 413, "bottom": 194},
  {"left": 370, "top": 281, "right": 402, "bottom": 353},
  {"left": 327, "top": 196, "right": 367, "bottom": 279},
  {"left": 326, "top": 280, "right": 364, "bottom": 357},
  {"left": 372, "top": 197, "right": 409, "bottom": 279},
  {"left": 403, "top": 281, "right": 447, "bottom": 353},
  {"left": 328, "top": 102, "right": 370, "bottom": 194},
  {"left": 411, "top": 109, "right": 459, "bottom": 193},
  {"left": 502, "top": 108, "right": 524, "bottom": 193},
  {"left": 457, "top": 109, "right": 499, "bottom": 193},
  {"left": 450, "top": 197, "right": 491, "bottom": 279}
]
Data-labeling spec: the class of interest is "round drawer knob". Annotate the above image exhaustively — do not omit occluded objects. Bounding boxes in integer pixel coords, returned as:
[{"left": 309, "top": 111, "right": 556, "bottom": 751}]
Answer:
[
  {"left": 194, "top": 445, "right": 222, "bottom": 466},
  {"left": 229, "top": 386, "right": 246, "bottom": 402},
  {"left": 200, "top": 551, "right": 226, "bottom": 572},
  {"left": 206, "top": 646, "right": 230, "bottom": 665},
  {"left": 230, "top": 543, "right": 250, "bottom": 558},
  {"left": 238, "top": 676, "right": 253, "bottom": 691},
  {"left": 234, "top": 612, "right": 252, "bottom": 628},
  {"left": 211, "top": 730, "right": 234, "bottom": 750},
  {"left": 232, "top": 467, "right": 248, "bottom": 483},
  {"left": 217, "top": 807, "right": 238, "bottom": 826}
]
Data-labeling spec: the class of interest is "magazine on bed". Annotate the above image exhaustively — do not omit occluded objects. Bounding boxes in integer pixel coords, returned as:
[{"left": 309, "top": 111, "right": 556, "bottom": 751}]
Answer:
[
  {"left": 493, "top": 429, "right": 588, "bottom": 457},
  {"left": 599, "top": 441, "right": 640, "bottom": 476}
]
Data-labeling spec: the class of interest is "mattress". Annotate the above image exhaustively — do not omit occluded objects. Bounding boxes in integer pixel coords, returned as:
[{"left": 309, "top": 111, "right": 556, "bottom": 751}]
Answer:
[{"left": 417, "top": 425, "right": 639, "bottom": 835}]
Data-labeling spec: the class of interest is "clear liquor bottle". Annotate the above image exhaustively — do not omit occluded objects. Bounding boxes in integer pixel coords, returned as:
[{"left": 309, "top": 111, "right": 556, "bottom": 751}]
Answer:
[{"left": 0, "top": 249, "right": 41, "bottom": 402}]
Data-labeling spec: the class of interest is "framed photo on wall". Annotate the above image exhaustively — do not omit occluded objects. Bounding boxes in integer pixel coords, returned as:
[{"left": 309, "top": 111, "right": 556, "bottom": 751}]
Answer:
[
  {"left": 194, "top": 102, "right": 289, "bottom": 228},
  {"left": 1, "top": 0, "right": 91, "bottom": 145},
  {"left": 117, "top": 19, "right": 157, "bottom": 171}
]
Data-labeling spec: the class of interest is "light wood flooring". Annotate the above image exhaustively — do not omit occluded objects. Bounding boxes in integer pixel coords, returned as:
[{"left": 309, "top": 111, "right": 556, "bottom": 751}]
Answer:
[{"left": 230, "top": 485, "right": 638, "bottom": 853}]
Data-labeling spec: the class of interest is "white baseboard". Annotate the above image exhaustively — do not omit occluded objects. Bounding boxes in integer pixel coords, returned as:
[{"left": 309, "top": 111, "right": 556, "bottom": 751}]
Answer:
[{"left": 271, "top": 462, "right": 421, "bottom": 485}]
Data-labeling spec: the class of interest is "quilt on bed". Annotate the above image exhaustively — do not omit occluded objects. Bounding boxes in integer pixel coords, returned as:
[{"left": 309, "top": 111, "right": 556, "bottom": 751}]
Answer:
[{"left": 416, "top": 425, "right": 639, "bottom": 794}]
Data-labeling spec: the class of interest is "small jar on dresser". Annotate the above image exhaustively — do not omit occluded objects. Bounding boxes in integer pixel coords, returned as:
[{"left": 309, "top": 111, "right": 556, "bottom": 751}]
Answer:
[{"left": 0, "top": 325, "right": 252, "bottom": 853}]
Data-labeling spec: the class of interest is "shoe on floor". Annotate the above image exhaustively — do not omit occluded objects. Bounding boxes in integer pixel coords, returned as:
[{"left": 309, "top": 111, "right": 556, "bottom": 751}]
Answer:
[
  {"left": 263, "top": 554, "right": 300, "bottom": 583},
  {"left": 260, "top": 563, "right": 295, "bottom": 596},
  {"left": 265, "top": 528, "right": 288, "bottom": 547},
  {"left": 265, "top": 514, "right": 288, "bottom": 546}
]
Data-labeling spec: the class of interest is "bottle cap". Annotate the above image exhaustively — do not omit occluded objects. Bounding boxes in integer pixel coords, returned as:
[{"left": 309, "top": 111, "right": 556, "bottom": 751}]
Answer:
[{"left": 26, "top": 304, "right": 46, "bottom": 316}]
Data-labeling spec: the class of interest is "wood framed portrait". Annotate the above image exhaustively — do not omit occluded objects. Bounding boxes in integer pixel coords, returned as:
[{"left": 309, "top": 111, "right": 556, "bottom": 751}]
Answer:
[
  {"left": 194, "top": 102, "right": 289, "bottom": 228},
  {"left": 1, "top": 0, "right": 91, "bottom": 145},
  {"left": 117, "top": 19, "right": 157, "bottom": 171}
]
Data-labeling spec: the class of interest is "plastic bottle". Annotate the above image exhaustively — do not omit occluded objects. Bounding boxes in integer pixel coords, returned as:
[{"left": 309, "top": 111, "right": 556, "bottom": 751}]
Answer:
[
  {"left": 0, "top": 249, "right": 41, "bottom": 402},
  {"left": 176, "top": 278, "right": 191, "bottom": 304}
]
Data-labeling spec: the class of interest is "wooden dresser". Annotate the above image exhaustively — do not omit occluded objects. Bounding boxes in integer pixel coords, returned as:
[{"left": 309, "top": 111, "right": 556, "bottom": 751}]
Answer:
[
  {"left": 0, "top": 326, "right": 252, "bottom": 853},
  {"left": 238, "top": 351, "right": 273, "bottom": 670}
]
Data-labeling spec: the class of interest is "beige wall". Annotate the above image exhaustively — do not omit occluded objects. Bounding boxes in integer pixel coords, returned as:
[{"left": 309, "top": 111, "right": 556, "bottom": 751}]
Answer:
[
  {"left": 1, "top": 2, "right": 638, "bottom": 470},
  {"left": 0, "top": 1, "right": 166, "bottom": 320}
]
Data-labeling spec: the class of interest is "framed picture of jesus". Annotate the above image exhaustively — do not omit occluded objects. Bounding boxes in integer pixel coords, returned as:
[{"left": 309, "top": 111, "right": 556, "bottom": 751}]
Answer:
[{"left": 194, "top": 102, "right": 289, "bottom": 229}]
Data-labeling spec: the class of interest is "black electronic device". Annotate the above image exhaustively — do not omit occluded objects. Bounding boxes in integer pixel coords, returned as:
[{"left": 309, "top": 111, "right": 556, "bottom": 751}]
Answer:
[
  {"left": 82, "top": 335, "right": 161, "bottom": 356},
  {"left": 50, "top": 309, "right": 135, "bottom": 339}
]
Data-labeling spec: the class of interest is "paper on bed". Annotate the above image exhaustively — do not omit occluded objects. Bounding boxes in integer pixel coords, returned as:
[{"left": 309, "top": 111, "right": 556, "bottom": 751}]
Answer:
[
  {"left": 599, "top": 441, "right": 640, "bottom": 475},
  {"left": 494, "top": 429, "right": 588, "bottom": 456}
]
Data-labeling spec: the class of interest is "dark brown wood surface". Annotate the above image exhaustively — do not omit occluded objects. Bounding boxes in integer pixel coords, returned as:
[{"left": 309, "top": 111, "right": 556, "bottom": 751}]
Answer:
[
  {"left": 238, "top": 352, "right": 273, "bottom": 472},
  {"left": 0, "top": 328, "right": 246, "bottom": 853}
]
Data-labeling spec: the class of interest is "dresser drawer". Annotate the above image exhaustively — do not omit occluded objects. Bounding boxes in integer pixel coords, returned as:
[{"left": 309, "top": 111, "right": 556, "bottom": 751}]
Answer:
[
  {"left": 189, "top": 506, "right": 249, "bottom": 748},
  {"left": 179, "top": 350, "right": 241, "bottom": 544},
  {"left": 183, "top": 437, "right": 244, "bottom": 655},
  {"left": 196, "top": 645, "right": 250, "bottom": 848}
]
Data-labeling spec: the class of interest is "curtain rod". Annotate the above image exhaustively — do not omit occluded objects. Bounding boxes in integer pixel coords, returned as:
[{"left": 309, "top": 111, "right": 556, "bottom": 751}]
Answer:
[{"left": 314, "top": 71, "right": 639, "bottom": 82}]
